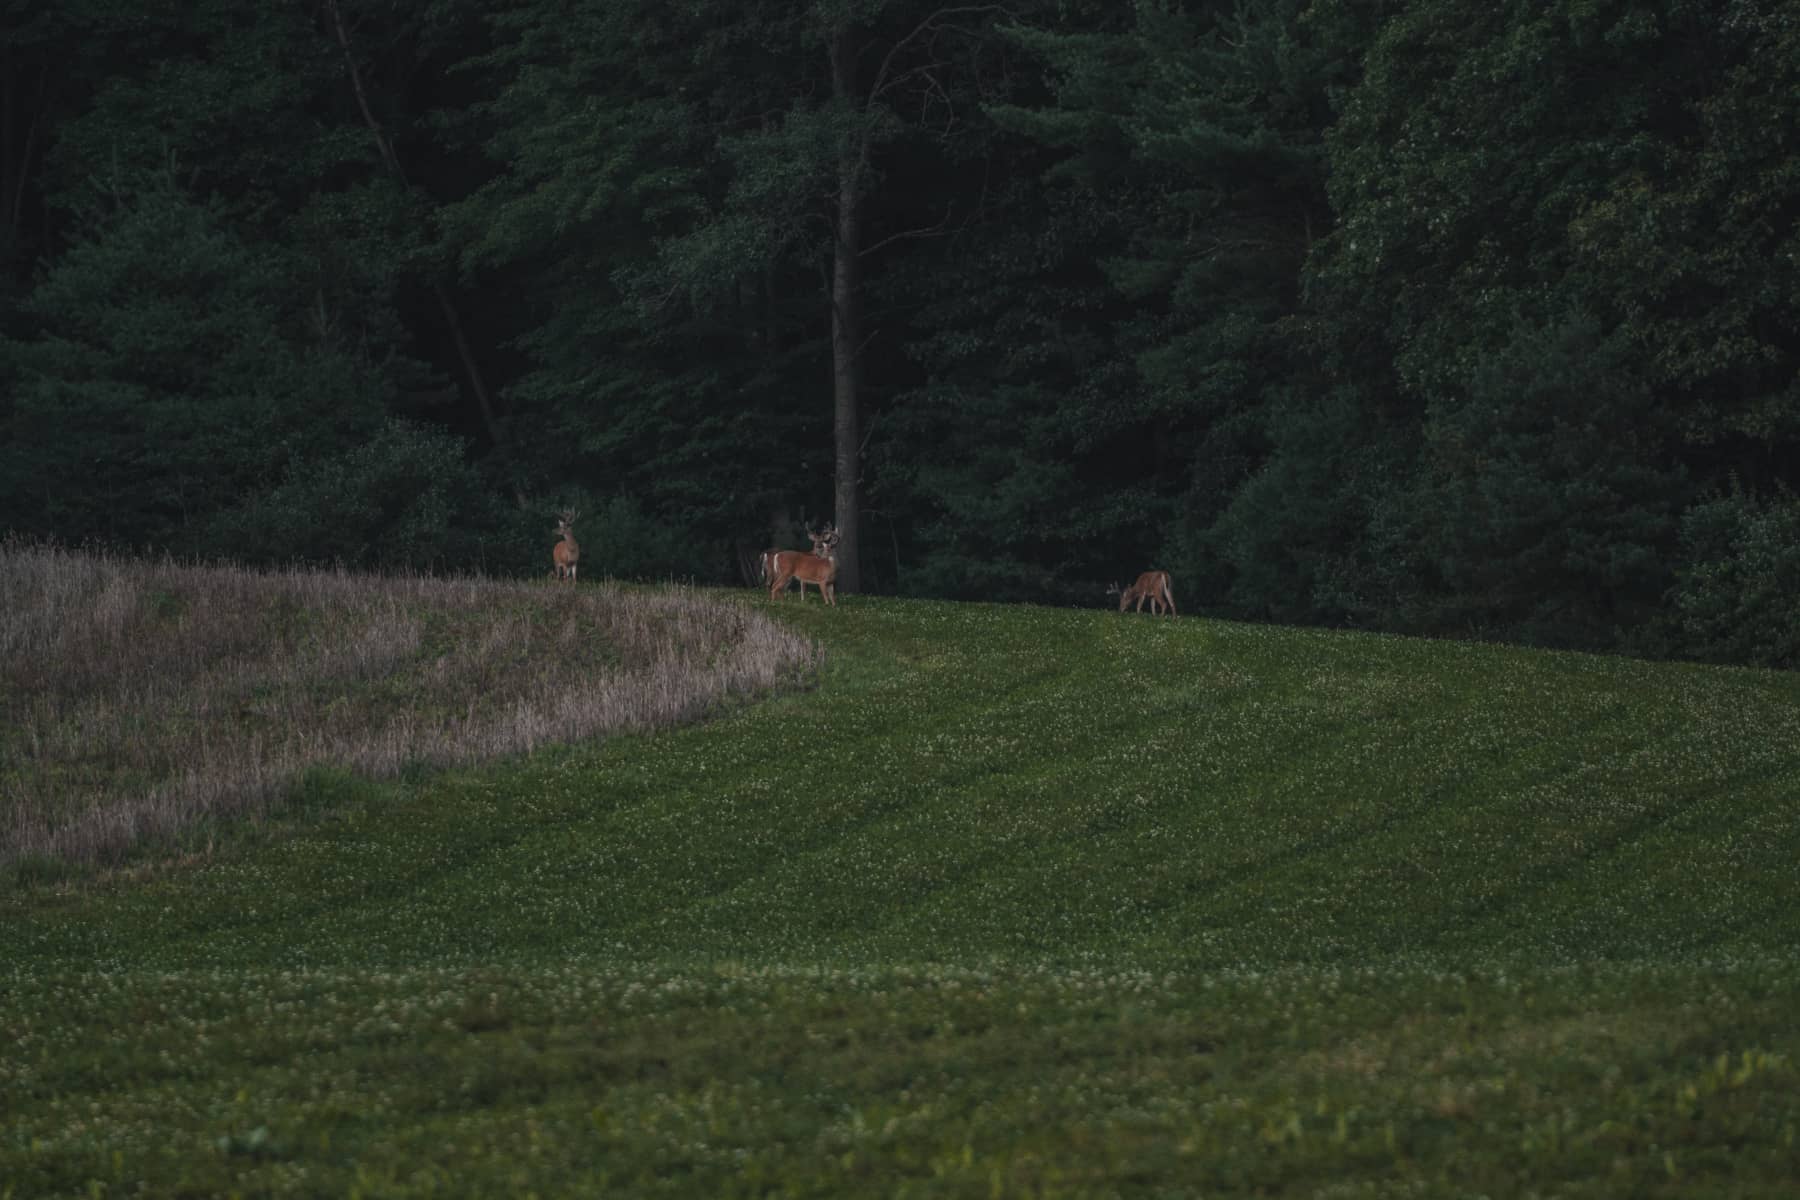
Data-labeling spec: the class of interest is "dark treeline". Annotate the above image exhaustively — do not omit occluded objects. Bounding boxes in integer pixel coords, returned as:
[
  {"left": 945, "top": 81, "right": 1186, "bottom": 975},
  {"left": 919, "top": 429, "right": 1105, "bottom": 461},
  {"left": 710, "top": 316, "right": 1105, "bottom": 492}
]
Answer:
[{"left": 3, "top": 1, "right": 1797, "bottom": 667}]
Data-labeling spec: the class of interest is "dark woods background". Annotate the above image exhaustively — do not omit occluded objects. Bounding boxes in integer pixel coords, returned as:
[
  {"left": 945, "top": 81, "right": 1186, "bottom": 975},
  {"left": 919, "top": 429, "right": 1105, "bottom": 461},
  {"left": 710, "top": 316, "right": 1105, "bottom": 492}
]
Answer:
[{"left": 3, "top": 0, "right": 1797, "bottom": 667}]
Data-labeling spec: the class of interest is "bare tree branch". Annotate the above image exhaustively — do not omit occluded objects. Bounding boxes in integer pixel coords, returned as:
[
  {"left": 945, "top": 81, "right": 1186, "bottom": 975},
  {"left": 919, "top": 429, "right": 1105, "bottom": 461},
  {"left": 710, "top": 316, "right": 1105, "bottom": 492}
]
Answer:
[
  {"left": 860, "top": 202, "right": 956, "bottom": 258},
  {"left": 868, "top": 5, "right": 1015, "bottom": 108},
  {"left": 324, "top": 0, "right": 405, "bottom": 181}
]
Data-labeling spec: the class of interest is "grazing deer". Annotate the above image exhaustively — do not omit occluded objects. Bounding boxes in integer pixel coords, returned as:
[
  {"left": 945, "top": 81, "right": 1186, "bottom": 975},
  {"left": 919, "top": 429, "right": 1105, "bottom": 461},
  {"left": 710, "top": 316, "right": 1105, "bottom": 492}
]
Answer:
[
  {"left": 1108, "top": 571, "right": 1176, "bottom": 616},
  {"left": 552, "top": 510, "right": 581, "bottom": 583},
  {"left": 767, "top": 525, "right": 840, "bottom": 605}
]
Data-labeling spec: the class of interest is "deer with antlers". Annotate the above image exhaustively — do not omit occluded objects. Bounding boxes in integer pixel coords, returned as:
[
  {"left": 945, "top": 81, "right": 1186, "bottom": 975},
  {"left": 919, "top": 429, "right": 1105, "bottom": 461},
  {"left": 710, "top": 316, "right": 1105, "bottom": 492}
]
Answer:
[
  {"left": 766, "top": 525, "right": 841, "bottom": 605},
  {"left": 551, "top": 510, "right": 581, "bottom": 583},
  {"left": 1108, "top": 571, "right": 1176, "bottom": 616}
]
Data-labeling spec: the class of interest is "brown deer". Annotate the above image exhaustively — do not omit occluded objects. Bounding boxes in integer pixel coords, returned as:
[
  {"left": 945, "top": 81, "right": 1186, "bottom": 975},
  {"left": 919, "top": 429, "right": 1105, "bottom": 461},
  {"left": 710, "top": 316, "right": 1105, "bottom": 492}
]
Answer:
[
  {"left": 552, "top": 510, "right": 581, "bottom": 582},
  {"left": 1108, "top": 570, "right": 1176, "bottom": 616},
  {"left": 767, "top": 525, "right": 840, "bottom": 605},
  {"left": 756, "top": 514, "right": 818, "bottom": 593}
]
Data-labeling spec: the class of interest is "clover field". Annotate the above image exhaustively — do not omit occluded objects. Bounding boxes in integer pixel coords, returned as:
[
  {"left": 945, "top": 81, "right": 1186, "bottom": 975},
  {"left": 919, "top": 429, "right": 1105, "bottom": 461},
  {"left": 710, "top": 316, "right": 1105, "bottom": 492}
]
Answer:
[{"left": 4, "top": 568, "right": 1800, "bottom": 1197}]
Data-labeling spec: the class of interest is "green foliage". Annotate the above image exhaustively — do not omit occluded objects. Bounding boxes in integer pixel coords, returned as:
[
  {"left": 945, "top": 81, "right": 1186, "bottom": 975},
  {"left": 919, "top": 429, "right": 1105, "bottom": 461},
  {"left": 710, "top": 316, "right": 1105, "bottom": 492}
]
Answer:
[
  {"left": 962, "top": 1, "right": 1349, "bottom": 606},
  {"left": 1669, "top": 488, "right": 1800, "bottom": 669},
  {"left": 0, "top": 174, "right": 391, "bottom": 554},
  {"left": 1410, "top": 311, "right": 1686, "bottom": 646},
  {"left": 204, "top": 419, "right": 515, "bottom": 572},
  {"left": 876, "top": 183, "right": 1140, "bottom": 603},
  {"left": 6, "top": 0, "right": 1800, "bottom": 662},
  {"left": 1205, "top": 380, "right": 1419, "bottom": 625},
  {"left": 1297, "top": 0, "right": 1800, "bottom": 651},
  {"left": 439, "top": 0, "right": 829, "bottom": 554},
  {"left": 37, "top": 2, "right": 358, "bottom": 223},
  {"left": 532, "top": 489, "right": 723, "bottom": 582}
]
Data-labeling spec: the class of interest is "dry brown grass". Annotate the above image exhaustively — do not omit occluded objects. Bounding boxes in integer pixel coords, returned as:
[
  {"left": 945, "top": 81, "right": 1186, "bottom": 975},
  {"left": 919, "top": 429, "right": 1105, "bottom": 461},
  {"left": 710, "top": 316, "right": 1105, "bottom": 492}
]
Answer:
[{"left": 0, "top": 538, "right": 820, "bottom": 869}]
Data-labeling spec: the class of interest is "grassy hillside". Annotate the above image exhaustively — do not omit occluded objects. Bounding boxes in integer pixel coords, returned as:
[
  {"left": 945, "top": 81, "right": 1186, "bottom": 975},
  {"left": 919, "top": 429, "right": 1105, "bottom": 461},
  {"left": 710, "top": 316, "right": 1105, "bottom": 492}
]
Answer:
[{"left": 5, "top": 570, "right": 1800, "bottom": 1196}]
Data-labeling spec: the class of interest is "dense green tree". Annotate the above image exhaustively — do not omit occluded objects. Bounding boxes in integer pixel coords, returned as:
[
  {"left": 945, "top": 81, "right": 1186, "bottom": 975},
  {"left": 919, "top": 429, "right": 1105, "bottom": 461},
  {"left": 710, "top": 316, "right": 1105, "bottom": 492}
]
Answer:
[
  {"left": 1306, "top": 0, "right": 1800, "bottom": 645},
  {"left": 205, "top": 418, "right": 517, "bottom": 573},
  {"left": 900, "top": 0, "right": 1349, "bottom": 605},
  {"left": 872, "top": 176, "right": 1139, "bottom": 602},
  {"left": 448, "top": 0, "right": 1039, "bottom": 588},
  {"left": 1, "top": 0, "right": 1797, "bottom": 666},
  {"left": 649, "top": 0, "right": 1042, "bottom": 592},
  {"left": 439, "top": 0, "right": 816, "bottom": 579},
  {"left": 0, "top": 174, "right": 390, "bottom": 552},
  {"left": 1668, "top": 486, "right": 1800, "bottom": 669},
  {"left": 1411, "top": 311, "right": 1686, "bottom": 645},
  {"left": 0, "top": 0, "right": 505, "bottom": 560}
]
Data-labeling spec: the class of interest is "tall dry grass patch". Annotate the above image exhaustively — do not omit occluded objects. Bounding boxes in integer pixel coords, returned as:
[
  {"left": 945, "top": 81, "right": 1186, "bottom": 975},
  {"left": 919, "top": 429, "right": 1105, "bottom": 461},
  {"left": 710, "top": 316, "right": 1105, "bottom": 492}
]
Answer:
[{"left": 0, "top": 538, "right": 820, "bottom": 869}]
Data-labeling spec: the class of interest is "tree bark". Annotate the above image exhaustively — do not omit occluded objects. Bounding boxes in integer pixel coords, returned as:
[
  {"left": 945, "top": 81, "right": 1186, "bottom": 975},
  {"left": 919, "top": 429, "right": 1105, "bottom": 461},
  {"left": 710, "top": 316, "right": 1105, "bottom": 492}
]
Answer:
[
  {"left": 829, "top": 28, "right": 865, "bottom": 593},
  {"left": 2, "top": 56, "right": 48, "bottom": 256}
]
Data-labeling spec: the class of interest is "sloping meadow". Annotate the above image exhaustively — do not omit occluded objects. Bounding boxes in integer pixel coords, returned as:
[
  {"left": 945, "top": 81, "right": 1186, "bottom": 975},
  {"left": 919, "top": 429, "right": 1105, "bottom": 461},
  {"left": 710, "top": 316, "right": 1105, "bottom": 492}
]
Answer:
[
  {"left": 5, "top": 575, "right": 1800, "bottom": 1195},
  {"left": 0, "top": 539, "right": 820, "bottom": 869}
]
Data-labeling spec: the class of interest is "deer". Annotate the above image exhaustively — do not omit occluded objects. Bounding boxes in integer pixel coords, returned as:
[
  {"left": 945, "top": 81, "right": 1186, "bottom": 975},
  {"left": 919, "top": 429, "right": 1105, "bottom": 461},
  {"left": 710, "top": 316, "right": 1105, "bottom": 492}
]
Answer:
[
  {"left": 756, "top": 515, "right": 820, "bottom": 593},
  {"left": 1108, "top": 570, "right": 1176, "bottom": 616},
  {"left": 551, "top": 510, "right": 581, "bottom": 583},
  {"left": 767, "top": 525, "right": 840, "bottom": 605}
]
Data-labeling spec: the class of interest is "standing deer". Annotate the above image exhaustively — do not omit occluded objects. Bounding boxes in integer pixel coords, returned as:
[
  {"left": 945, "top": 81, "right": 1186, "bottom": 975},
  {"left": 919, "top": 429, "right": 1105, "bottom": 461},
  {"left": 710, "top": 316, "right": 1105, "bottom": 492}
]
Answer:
[
  {"left": 1108, "top": 571, "right": 1176, "bottom": 616},
  {"left": 767, "top": 526, "right": 840, "bottom": 605},
  {"left": 756, "top": 513, "right": 817, "bottom": 593},
  {"left": 552, "top": 510, "right": 581, "bottom": 583}
]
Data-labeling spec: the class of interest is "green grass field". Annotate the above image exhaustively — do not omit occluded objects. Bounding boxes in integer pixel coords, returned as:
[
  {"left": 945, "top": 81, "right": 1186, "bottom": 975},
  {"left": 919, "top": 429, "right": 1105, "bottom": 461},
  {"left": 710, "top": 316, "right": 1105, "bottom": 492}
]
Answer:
[{"left": 5, "top": 585, "right": 1800, "bottom": 1196}]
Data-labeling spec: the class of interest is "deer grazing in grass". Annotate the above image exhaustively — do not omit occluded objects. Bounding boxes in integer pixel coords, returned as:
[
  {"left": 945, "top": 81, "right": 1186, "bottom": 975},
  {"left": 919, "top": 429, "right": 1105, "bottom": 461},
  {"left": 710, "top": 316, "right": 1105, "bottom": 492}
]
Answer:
[
  {"left": 1108, "top": 570, "right": 1176, "bottom": 616},
  {"left": 552, "top": 510, "right": 581, "bottom": 583},
  {"left": 766, "top": 525, "right": 840, "bottom": 605}
]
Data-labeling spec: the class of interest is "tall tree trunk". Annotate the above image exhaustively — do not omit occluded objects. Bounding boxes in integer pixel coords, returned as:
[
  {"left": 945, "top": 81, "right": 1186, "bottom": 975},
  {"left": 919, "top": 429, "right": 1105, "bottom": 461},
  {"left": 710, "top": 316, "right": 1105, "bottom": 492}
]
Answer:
[
  {"left": 829, "top": 28, "right": 864, "bottom": 593},
  {"left": 2, "top": 56, "right": 49, "bottom": 263}
]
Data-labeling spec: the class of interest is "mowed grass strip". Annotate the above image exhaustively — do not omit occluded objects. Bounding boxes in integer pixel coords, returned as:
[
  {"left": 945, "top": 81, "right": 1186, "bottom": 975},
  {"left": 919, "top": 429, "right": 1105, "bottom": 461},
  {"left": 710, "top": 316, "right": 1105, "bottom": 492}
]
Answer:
[
  {"left": 3, "top": 963, "right": 1797, "bottom": 1197},
  {"left": 6, "top": 593, "right": 1797, "bottom": 970}
]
